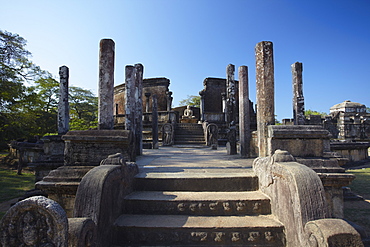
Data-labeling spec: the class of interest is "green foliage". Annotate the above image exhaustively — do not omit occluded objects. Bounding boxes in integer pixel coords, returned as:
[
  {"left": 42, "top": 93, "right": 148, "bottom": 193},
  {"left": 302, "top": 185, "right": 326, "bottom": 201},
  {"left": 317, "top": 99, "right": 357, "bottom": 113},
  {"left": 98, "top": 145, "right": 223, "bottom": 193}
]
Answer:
[
  {"left": 367, "top": 107, "right": 370, "bottom": 113},
  {"left": 0, "top": 30, "right": 98, "bottom": 148},
  {"left": 304, "top": 109, "right": 327, "bottom": 117},
  {"left": 179, "top": 95, "right": 201, "bottom": 108},
  {"left": 69, "top": 86, "right": 98, "bottom": 130}
]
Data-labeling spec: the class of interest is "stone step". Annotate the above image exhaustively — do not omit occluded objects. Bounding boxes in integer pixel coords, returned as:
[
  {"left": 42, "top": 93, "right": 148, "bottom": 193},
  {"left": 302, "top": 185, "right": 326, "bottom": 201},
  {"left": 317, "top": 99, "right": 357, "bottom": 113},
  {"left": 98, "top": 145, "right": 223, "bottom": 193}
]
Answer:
[
  {"left": 113, "top": 214, "right": 285, "bottom": 246},
  {"left": 175, "top": 137, "right": 205, "bottom": 141},
  {"left": 174, "top": 141, "right": 206, "bottom": 145},
  {"left": 124, "top": 191, "right": 271, "bottom": 216},
  {"left": 134, "top": 170, "right": 258, "bottom": 192}
]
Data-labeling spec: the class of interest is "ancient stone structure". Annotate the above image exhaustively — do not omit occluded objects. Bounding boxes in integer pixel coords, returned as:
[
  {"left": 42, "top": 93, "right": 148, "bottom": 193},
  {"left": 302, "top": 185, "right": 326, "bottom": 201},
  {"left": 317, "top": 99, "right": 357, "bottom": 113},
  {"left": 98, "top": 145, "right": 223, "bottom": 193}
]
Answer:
[
  {"left": 58, "top": 65, "right": 70, "bottom": 135},
  {"left": 206, "top": 123, "right": 218, "bottom": 149},
  {"left": 238, "top": 65, "right": 250, "bottom": 157},
  {"left": 226, "top": 64, "right": 236, "bottom": 125},
  {"left": 115, "top": 77, "right": 171, "bottom": 116},
  {"left": 135, "top": 63, "right": 144, "bottom": 155},
  {"left": 292, "top": 62, "right": 305, "bottom": 125},
  {"left": 329, "top": 100, "right": 370, "bottom": 141},
  {"left": 124, "top": 65, "right": 135, "bottom": 131},
  {"left": 0, "top": 196, "right": 69, "bottom": 246},
  {"left": 152, "top": 94, "right": 159, "bottom": 149},
  {"left": 255, "top": 41, "right": 275, "bottom": 157},
  {"left": 98, "top": 39, "right": 115, "bottom": 130}
]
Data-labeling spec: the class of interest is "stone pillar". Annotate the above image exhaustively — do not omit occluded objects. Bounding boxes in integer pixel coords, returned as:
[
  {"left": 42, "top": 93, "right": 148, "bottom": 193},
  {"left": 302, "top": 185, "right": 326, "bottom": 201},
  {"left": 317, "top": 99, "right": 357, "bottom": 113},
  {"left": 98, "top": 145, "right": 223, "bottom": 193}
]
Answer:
[
  {"left": 125, "top": 65, "right": 135, "bottom": 131},
  {"left": 292, "top": 62, "right": 305, "bottom": 125},
  {"left": 255, "top": 41, "right": 275, "bottom": 157},
  {"left": 145, "top": 93, "right": 151, "bottom": 113},
  {"left": 199, "top": 91, "right": 205, "bottom": 122},
  {"left": 166, "top": 91, "right": 173, "bottom": 112},
  {"left": 152, "top": 95, "right": 159, "bottom": 149},
  {"left": 98, "top": 39, "right": 115, "bottom": 130},
  {"left": 221, "top": 92, "right": 227, "bottom": 122},
  {"left": 134, "top": 63, "right": 144, "bottom": 156},
  {"left": 226, "top": 64, "right": 236, "bottom": 125},
  {"left": 58, "top": 65, "right": 69, "bottom": 135},
  {"left": 239, "top": 65, "right": 250, "bottom": 158}
]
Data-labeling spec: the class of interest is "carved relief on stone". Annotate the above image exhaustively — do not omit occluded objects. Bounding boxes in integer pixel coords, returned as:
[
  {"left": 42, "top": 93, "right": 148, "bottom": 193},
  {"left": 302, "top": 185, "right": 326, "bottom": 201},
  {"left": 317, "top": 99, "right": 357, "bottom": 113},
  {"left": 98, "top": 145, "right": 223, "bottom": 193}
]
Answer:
[
  {"left": 189, "top": 203, "right": 197, "bottom": 212},
  {"left": 248, "top": 231, "right": 260, "bottom": 242},
  {"left": 177, "top": 203, "right": 186, "bottom": 212},
  {"left": 236, "top": 201, "right": 246, "bottom": 211},
  {"left": 209, "top": 202, "right": 218, "bottom": 211},
  {"left": 0, "top": 196, "right": 68, "bottom": 247},
  {"left": 253, "top": 202, "right": 261, "bottom": 212},
  {"left": 231, "top": 232, "right": 241, "bottom": 242},
  {"left": 206, "top": 123, "right": 218, "bottom": 147},
  {"left": 265, "top": 231, "right": 275, "bottom": 242},
  {"left": 223, "top": 202, "right": 231, "bottom": 212},
  {"left": 191, "top": 232, "right": 207, "bottom": 242},
  {"left": 213, "top": 232, "right": 225, "bottom": 242}
]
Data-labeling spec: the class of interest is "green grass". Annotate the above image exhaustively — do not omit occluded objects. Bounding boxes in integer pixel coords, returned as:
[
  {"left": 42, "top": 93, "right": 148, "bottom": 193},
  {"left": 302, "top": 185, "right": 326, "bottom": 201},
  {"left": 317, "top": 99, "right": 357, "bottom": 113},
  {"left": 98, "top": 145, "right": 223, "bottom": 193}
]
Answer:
[
  {"left": 347, "top": 168, "right": 370, "bottom": 198},
  {"left": 0, "top": 168, "right": 35, "bottom": 203},
  {"left": 345, "top": 168, "right": 370, "bottom": 234}
]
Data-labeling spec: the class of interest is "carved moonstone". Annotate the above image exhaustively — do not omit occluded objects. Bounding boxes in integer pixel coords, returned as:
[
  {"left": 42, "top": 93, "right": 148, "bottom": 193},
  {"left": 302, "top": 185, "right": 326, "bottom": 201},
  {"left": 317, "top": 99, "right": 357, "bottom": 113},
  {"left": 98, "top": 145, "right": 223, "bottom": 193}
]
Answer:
[{"left": 0, "top": 196, "right": 68, "bottom": 247}]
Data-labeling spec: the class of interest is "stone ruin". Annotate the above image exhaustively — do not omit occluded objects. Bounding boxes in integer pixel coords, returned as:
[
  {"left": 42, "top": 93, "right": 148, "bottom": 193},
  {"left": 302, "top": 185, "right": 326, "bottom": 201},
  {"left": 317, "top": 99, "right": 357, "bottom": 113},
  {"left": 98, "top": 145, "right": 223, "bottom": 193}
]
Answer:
[{"left": 1, "top": 39, "right": 367, "bottom": 246}]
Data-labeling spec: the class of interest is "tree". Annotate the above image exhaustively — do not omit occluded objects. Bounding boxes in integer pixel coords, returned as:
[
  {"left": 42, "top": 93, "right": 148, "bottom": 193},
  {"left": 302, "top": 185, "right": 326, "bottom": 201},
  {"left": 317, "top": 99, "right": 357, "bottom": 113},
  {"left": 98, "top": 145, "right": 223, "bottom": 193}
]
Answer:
[
  {"left": 179, "top": 95, "right": 201, "bottom": 108},
  {"left": 69, "top": 86, "right": 98, "bottom": 130},
  {"left": 304, "top": 109, "right": 327, "bottom": 117}
]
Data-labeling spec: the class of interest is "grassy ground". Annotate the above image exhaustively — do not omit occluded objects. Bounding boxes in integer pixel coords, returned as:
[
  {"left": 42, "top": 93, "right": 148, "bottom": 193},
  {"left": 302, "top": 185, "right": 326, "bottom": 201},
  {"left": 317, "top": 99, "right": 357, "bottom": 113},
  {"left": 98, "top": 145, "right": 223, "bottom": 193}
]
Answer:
[
  {"left": 345, "top": 167, "right": 370, "bottom": 236},
  {"left": 0, "top": 152, "right": 35, "bottom": 219}
]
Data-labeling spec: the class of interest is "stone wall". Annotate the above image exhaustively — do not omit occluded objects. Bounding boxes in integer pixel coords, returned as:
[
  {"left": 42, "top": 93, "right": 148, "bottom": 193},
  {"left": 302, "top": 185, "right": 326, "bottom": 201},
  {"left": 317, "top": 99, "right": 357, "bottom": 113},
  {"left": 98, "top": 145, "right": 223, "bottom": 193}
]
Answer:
[{"left": 114, "top": 77, "right": 170, "bottom": 115}]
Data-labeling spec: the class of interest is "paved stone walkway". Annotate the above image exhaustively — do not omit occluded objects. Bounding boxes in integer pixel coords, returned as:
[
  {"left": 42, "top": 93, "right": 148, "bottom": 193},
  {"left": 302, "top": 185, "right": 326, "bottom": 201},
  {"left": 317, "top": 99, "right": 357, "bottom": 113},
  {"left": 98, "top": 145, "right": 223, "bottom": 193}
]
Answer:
[{"left": 136, "top": 145, "right": 255, "bottom": 174}]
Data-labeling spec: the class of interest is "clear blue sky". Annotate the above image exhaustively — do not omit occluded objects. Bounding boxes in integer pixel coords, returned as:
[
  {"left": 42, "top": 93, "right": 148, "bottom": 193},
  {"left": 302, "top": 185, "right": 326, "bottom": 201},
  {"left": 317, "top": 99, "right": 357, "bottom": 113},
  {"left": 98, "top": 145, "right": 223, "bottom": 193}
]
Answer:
[{"left": 2, "top": 0, "right": 370, "bottom": 120}]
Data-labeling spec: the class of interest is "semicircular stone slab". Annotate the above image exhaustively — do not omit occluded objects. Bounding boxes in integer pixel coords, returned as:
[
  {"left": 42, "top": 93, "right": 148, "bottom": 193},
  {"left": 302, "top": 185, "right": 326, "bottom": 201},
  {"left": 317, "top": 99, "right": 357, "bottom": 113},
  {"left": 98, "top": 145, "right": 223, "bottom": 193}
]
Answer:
[{"left": 0, "top": 196, "right": 68, "bottom": 247}]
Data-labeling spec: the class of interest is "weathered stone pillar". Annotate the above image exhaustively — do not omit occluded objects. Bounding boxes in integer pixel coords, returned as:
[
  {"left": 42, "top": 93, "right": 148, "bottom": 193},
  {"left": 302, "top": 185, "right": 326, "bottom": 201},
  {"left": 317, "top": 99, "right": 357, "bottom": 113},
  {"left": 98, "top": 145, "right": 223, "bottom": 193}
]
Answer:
[
  {"left": 199, "top": 91, "right": 205, "bottom": 122},
  {"left": 58, "top": 65, "right": 69, "bottom": 135},
  {"left": 255, "top": 41, "right": 275, "bottom": 157},
  {"left": 239, "top": 65, "right": 250, "bottom": 158},
  {"left": 145, "top": 93, "right": 151, "bottom": 113},
  {"left": 166, "top": 91, "right": 173, "bottom": 112},
  {"left": 125, "top": 65, "right": 135, "bottom": 131},
  {"left": 226, "top": 64, "right": 236, "bottom": 125},
  {"left": 98, "top": 39, "right": 115, "bottom": 130},
  {"left": 134, "top": 63, "right": 144, "bottom": 155},
  {"left": 152, "top": 95, "right": 159, "bottom": 149},
  {"left": 292, "top": 62, "right": 305, "bottom": 125},
  {"left": 221, "top": 92, "right": 227, "bottom": 122}
]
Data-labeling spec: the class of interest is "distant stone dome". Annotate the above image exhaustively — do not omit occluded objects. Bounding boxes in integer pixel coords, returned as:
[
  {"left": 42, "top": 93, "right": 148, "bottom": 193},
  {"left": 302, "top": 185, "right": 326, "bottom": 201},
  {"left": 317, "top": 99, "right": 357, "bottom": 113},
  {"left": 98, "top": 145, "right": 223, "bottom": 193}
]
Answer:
[{"left": 330, "top": 100, "right": 366, "bottom": 114}]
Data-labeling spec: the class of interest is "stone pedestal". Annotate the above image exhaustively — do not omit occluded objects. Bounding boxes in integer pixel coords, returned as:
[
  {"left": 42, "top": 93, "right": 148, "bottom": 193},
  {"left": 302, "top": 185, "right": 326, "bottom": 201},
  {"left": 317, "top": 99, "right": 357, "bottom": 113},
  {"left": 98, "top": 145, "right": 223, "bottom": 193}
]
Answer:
[
  {"left": 267, "top": 125, "right": 355, "bottom": 218},
  {"left": 36, "top": 130, "right": 134, "bottom": 217}
]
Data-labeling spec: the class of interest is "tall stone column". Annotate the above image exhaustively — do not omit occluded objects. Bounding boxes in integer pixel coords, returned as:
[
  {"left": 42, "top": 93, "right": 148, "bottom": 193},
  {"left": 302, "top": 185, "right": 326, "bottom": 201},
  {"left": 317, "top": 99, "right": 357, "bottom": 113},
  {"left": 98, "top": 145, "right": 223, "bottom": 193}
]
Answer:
[
  {"left": 199, "top": 91, "right": 205, "bottom": 122},
  {"left": 238, "top": 65, "right": 250, "bottom": 158},
  {"left": 221, "top": 92, "right": 227, "bottom": 122},
  {"left": 134, "top": 63, "right": 144, "bottom": 155},
  {"left": 58, "top": 66, "right": 69, "bottom": 135},
  {"left": 226, "top": 64, "right": 236, "bottom": 125},
  {"left": 255, "top": 41, "right": 275, "bottom": 157},
  {"left": 292, "top": 62, "right": 305, "bottom": 125},
  {"left": 152, "top": 94, "right": 159, "bottom": 149},
  {"left": 145, "top": 93, "right": 151, "bottom": 113},
  {"left": 166, "top": 91, "right": 173, "bottom": 112},
  {"left": 125, "top": 65, "right": 135, "bottom": 131},
  {"left": 98, "top": 39, "right": 115, "bottom": 130}
]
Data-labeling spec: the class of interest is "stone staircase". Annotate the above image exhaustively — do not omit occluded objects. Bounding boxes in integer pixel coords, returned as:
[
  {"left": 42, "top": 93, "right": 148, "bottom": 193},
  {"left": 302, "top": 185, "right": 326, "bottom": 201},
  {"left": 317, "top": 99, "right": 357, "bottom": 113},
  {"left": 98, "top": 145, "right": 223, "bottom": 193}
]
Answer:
[
  {"left": 174, "top": 123, "right": 206, "bottom": 145},
  {"left": 112, "top": 167, "right": 286, "bottom": 246}
]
